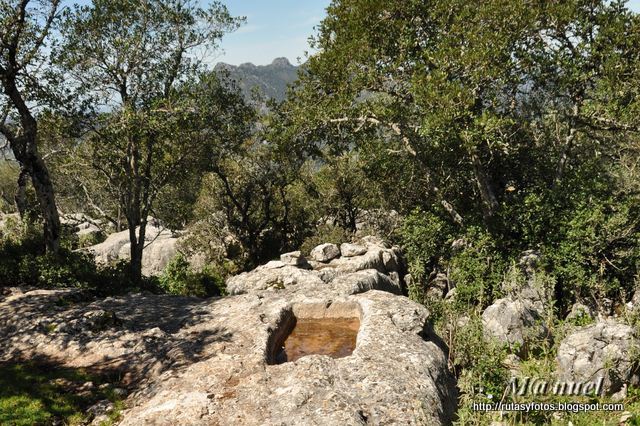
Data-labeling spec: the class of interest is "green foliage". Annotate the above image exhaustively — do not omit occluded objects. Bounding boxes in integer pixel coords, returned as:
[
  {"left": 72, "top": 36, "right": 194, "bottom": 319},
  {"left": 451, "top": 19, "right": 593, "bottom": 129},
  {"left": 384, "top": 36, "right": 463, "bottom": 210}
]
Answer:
[
  {"left": 0, "top": 362, "right": 124, "bottom": 426},
  {"left": 448, "top": 228, "right": 507, "bottom": 309},
  {"left": 400, "top": 209, "right": 452, "bottom": 300},
  {"left": 312, "top": 152, "right": 378, "bottom": 232},
  {"left": 300, "top": 224, "right": 352, "bottom": 256},
  {"left": 400, "top": 210, "right": 507, "bottom": 308},
  {"left": 434, "top": 307, "right": 510, "bottom": 411},
  {"left": 193, "top": 128, "right": 317, "bottom": 268},
  {"left": 0, "top": 161, "right": 19, "bottom": 214},
  {"left": 54, "top": 0, "right": 246, "bottom": 281},
  {"left": 159, "top": 253, "right": 225, "bottom": 298},
  {"left": 0, "top": 219, "right": 157, "bottom": 295},
  {"left": 281, "top": 0, "right": 640, "bottom": 318},
  {"left": 549, "top": 198, "right": 640, "bottom": 305}
]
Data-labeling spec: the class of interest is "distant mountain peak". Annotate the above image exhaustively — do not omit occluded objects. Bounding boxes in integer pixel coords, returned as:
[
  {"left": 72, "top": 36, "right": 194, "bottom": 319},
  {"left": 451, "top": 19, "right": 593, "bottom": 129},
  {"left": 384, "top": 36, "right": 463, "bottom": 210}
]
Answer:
[
  {"left": 271, "top": 57, "right": 292, "bottom": 67},
  {"left": 214, "top": 57, "right": 300, "bottom": 103}
]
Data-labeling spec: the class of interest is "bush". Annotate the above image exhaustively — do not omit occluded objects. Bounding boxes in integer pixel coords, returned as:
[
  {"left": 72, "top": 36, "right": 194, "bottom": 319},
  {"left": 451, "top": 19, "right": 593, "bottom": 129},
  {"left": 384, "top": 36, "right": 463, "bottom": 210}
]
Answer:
[
  {"left": 0, "top": 219, "right": 156, "bottom": 295},
  {"left": 399, "top": 210, "right": 507, "bottom": 308},
  {"left": 448, "top": 227, "right": 507, "bottom": 309},
  {"left": 159, "top": 253, "right": 225, "bottom": 297},
  {"left": 434, "top": 305, "right": 510, "bottom": 412},
  {"left": 399, "top": 209, "right": 452, "bottom": 302},
  {"left": 299, "top": 223, "right": 353, "bottom": 256}
]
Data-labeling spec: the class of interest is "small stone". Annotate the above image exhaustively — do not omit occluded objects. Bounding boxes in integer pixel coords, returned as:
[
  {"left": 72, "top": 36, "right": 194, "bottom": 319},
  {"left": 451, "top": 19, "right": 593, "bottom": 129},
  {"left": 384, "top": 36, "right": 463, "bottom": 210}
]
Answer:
[
  {"left": 78, "top": 381, "right": 94, "bottom": 391},
  {"left": 565, "top": 303, "right": 594, "bottom": 323},
  {"left": 113, "top": 387, "right": 128, "bottom": 398},
  {"left": 90, "top": 414, "right": 110, "bottom": 425},
  {"left": 310, "top": 243, "right": 341, "bottom": 262},
  {"left": 445, "top": 288, "right": 457, "bottom": 301},
  {"left": 611, "top": 384, "right": 627, "bottom": 402},
  {"left": 280, "top": 251, "right": 307, "bottom": 267},
  {"left": 502, "top": 354, "right": 521, "bottom": 373},
  {"left": 263, "top": 260, "right": 285, "bottom": 269},
  {"left": 87, "top": 399, "right": 114, "bottom": 417},
  {"left": 619, "top": 411, "right": 634, "bottom": 424}
]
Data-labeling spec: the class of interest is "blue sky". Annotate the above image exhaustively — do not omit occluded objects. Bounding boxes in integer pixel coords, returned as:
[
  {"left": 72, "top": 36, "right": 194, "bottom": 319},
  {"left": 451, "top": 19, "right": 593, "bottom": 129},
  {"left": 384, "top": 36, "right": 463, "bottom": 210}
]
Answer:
[
  {"left": 217, "top": 0, "right": 640, "bottom": 66},
  {"left": 216, "top": 0, "right": 331, "bottom": 66}
]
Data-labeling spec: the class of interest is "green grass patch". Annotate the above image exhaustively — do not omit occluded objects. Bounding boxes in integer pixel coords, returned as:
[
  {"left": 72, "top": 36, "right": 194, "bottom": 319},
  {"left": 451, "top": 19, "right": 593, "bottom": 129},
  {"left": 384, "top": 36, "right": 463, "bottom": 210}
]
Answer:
[{"left": 0, "top": 361, "right": 125, "bottom": 426}]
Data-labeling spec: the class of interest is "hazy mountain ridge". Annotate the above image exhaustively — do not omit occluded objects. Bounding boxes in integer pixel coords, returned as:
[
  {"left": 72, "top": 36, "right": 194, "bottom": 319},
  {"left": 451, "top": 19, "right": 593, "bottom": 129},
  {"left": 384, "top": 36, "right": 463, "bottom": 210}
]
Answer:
[{"left": 214, "top": 57, "right": 300, "bottom": 103}]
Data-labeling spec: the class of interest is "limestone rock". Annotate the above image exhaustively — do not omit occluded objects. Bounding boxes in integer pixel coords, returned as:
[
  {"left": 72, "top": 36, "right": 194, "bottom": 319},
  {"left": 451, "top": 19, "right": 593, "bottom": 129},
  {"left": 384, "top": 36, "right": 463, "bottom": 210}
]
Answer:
[
  {"left": 280, "top": 251, "right": 308, "bottom": 267},
  {"left": 87, "top": 221, "right": 178, "bottom": 276},
  {"left": 2, "top": 239, "right": 455, "bottom": 425},
  {"left": 518, "top": 250, "right": 541, "bottom": 274},
  {"left": 482, "top": 298, "right": 549, "bottom": 355},
  {"left": 565, "top": 302, "right": 595, "bottom": 323},
  {"left": 339, "top": 243, "right": 367, "bottom": 257},
  {"left": 330, "top": 269, "right": 403, "bottom": 296},
  {"left": 226, "top": 265, "right": 325, "bottom": 295},
  {"left": 116, "top": 291, "right": 456, "bottom": 426},
  {"left": 327, "top": 247, "right": 401, "bottom": 275},
  {"left": 556, "top": 320, "right": 640, "bottom": 394},
  {"left": 426, "top": 273, "right": 449, "bottom": 300},
  {"left": 501, "top": 250, "right": 552, "bottom": 314},
  {"left": 309, "top": 243, "right": 341, "bottom": 262}
]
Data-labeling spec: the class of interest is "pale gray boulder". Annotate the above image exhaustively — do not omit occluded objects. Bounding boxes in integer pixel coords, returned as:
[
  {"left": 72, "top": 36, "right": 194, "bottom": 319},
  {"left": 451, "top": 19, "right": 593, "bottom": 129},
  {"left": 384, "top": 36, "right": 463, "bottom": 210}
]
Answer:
[
  {"left": 556, "top": 320, "right": 640, "bottom": 395},
  {"left": 86, "top": 222, "right": 179, "bottom": 276},
  {"left": 482, "top": 297, "right": 549, "bottom": 355},
  {"left": 339, "top": 243, "right": 367, "bottom": 257},
  {"left": 309, "top": 243, "right": 341, "bottom": 262},
  {"left": 280, "top": 251, "right": 308, "bottom": 267}
]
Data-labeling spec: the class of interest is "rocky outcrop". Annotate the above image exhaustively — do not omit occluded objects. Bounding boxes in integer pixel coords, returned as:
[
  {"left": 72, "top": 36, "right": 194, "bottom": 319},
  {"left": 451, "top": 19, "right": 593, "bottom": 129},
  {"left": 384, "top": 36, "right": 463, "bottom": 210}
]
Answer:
[
  {"left": 483, "top": 250, "right": 552, "bottom": 355},
  {"left": 228, "top": 238, "right": 405, "bottom": 296},
  {"left": 565, "top": 302, "right": 595, "bottom": 323},
  {"left": 86, "top": 222, "right": 178, "bottom": 276},
  {"left": 482, "top": 298, "right": 549, "bottom": 356},
  {"left": 119, "top": 290, "right": 456, "bottom": 426},
  {"left": 279, "top": 251, "right": 307, "bottom": 267},
  {"left": 502, "top": 250, "right": 552, "bottom": 314},
  {"left": 1, "top": 237, "right": 456, "bottom": 425},
  {"left": 339, "top": 243, "right": 367, "bottom": 257},
  {"left": 556, "top": 320, "right": 640, "bottom": 395}
]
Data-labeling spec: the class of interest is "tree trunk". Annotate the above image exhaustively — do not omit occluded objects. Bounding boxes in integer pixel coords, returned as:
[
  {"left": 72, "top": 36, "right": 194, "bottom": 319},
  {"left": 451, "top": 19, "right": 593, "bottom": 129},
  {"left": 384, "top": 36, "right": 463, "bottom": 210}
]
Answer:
[
  {"left": 2, "top": 74, "right": 62, "bottom": 253},
  {"left": 128, "top": 221, "right": 146, "bottom": 283},
  {"left": 470, "top": 148, "right": 499, "bottom": 223},
  {"left": 15, "top": 168, "right": 29, "bottom": 219},
  {"left": 7, "top": 143, "right": 62, "bottom": 253},
  {"left": 553, "top": 127, "right": 577, "bottom": 188},
  {"left": 29, "top": 155, "right": 61, "bottom": 253}
]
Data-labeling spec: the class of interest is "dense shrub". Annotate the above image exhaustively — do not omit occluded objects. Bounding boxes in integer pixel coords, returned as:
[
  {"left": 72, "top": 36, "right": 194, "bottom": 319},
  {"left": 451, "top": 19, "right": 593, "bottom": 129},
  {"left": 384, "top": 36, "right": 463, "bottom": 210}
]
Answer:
[
  {"left": 299, "top": 224, "right": 353, "bottom": 256},
  {"left": 159, "top": 253, "right": 226, "bottom": 297},
  {"left": 0, "top": 220, "right": 157, "bottom": 295}
]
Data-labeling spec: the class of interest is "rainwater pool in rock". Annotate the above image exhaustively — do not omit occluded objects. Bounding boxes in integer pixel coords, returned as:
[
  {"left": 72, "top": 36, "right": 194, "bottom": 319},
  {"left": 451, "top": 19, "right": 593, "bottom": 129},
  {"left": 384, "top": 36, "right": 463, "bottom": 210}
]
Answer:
[{"left": 274, "top": 317, "right": 360, "bottom": 364}]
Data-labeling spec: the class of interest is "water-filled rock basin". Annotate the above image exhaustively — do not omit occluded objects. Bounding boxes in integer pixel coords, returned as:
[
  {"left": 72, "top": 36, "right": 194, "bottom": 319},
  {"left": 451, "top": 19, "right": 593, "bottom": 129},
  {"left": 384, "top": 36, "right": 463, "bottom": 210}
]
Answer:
[{"left": 268, "top": 302, "right": 362, "bottom": 365}]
